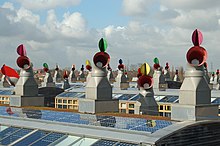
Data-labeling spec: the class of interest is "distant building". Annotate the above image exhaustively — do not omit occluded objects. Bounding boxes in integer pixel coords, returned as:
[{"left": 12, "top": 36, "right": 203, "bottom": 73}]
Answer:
[
  {"left": 54, "top": 88, "right": 220, "bottom": 117},
  {"left": 0, "top": 89, "right": 12, "bottom": 104}
]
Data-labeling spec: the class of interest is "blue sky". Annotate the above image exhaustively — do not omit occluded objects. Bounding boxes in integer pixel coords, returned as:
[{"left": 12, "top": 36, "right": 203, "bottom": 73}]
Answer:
[
  {"left": 2, "top": 0, "right": 131, "bottom": 28},
  {"left": 74, "top": 0, "right": 130, "bottom": 28},
  {"left": 0, "top": 0, "right": 220, "bottom": 71}
]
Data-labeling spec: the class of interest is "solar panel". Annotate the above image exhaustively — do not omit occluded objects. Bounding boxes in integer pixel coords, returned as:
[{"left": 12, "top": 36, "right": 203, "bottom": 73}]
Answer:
[
  {"left": 0, "top": 90, "right": 12, "bottom": 95},
  {"left": 31, "top": 132, "right": 65, "bottom": 146},
  {"left": 80, "top": 114, "right": 97, "bottom": 125},
  {"left": 166, "top": 96, "right": 179, "bottom": 103},
  {"left": 0, "top": 128, "right": 33, "bottom": 145},
  {"left": 118, "top": 94, "right": 136, "bottom": 100},
  {"left": 96, "top": 115, "right": 117, "bottom": 127},
  {"left": 159, "top": 95, "right": 179, "bottom": 103},
  {"left": 92, "top": 139, "right": 138, "bottom": 146},
  {"left": 0, "top": 124, "right": 140, "bottom": 146},
  {"left": 69, "top": 83, "right": 85, "bottom": 89},
  {"left": 0, "top": 106, "right": 173, "bottom": 134},
  {"left": 158, "top": 96, "right": 169, "bottom": 102},
  {"left": 116, "top": 142, "right": 139, "bottom": 146},
  {"left": 13, "top": 130, "right": 50, "bottom": 146},
  {"left": 57, "top": 92, "right": 85, "bottom": 98},
  {"left": 0, "top": 127, "right": 20, "bottom": 140},
  {"left": 22, "top": 109, "right": 42, "bottom": 119}
]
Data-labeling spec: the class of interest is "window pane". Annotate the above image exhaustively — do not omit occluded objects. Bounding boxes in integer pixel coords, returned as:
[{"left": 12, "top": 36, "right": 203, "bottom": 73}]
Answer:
[
  {"left": 68, "top": 105, "right": 72, "bottom": 109},
  {"left": 120, "top": 109, "right": 126, "bottom": 113},
  {"left": 68, "top": 100, "right": 72, "bottom": 104},
  {"left": 73, "top": 100, "right": 77, "bottom": 104},
  {"left": 121, "top": 103, "right": 126, "bottom": 108},
  {"left": 58, "top": 99, "right": 62, "bottom": 103},
  {"left": 166, "top": 106, "right": 171, "bottom": 111},
  {"left": 129, "top": 104, "right": 134, "bottom": 108},
  {"left": 129, "top": 110, "right": 134, "bottom": 114}
]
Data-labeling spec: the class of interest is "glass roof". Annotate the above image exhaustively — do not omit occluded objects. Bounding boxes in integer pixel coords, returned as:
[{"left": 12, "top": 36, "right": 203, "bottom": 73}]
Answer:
[
  {"left": 55, "top": 84, "right": 62, "bottom": 88},
  {"left": 159, "top": 96, "right": 179, "bottom": 103},
  {"left": 55, "top": 83, "right": 85, "bottom": 90},
  {"left": 129, "top": 94, "right": 141, "bottom": 101},
  {"left": 211, "top": 98, "right": 220, "bottom": 104},
  {"left": 69, "top": 83, "right": 85, "bottom": 88},
  {"left": 56, "top": 91, "right": 220, "bottom": 105},
  {"left": 58, "top": 92, "right": 137, "bottom": 100},
  {"left": 0, "top": 106, "right": 173, "bottom": 134},
  {"left": 57, "top": 92, "right": 85, "bottom": 98},
  {"left": 154, "top": 95, "right": 166, "bottom": 101},
  {"left": 112, "top": 94, "right": 137, "bottom": 100},
  {"left": 55, "top": 135, "right": 81, "bottom": 146},
  {"left": 0, "top": 125, "right": 138, "bottom": 146}
]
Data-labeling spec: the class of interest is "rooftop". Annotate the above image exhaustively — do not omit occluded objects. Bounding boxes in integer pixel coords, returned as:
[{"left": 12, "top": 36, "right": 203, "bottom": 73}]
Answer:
[{"left": 0, "top": 106, "right": 219, "bottom": 145}]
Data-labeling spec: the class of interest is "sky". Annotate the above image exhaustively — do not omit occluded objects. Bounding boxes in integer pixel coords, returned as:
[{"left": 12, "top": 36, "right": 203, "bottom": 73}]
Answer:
[{"left": 0, "top": 0, "right": 220, "bottom": 71}]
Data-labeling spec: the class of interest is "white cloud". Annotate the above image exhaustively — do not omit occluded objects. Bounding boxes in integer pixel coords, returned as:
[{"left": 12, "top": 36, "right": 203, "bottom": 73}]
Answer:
[
  {"left": 122, "top": 0, "right": 154, "bottom": 16},
  {"left": 46, "top": 10, "right": 58, "bottom": 27},
  {"left": 104, "top": 25, "right": 114, "bottom": 37},
  {"left": 60, "top": 12, "right": 87, "bottom": 38},
  {"left": 155, "top": 9, "right": 179, "bottom": 21},
  {"left": 16, "top": 0, "right": 81, "bottom": 10},
  {"left": 2, "top": 2, "right": 14, "bottom": 10},
  {"left": 161, "top": 0, "right": 220, "bottom": 10},
  {"left": 160, "top": 5, "right": 168, "bottom": 12},
  {"left": 171, "top": 10, "right": 219, "bottom": 31},
  {"left": 15, "top": 7, "right": 40, "bottom": 24},
  {"left": 1, "top": 1, "right": 220, "bottom": 71},
  {"left": 0, "top": 2, "right": 93, "bottom": 69}
]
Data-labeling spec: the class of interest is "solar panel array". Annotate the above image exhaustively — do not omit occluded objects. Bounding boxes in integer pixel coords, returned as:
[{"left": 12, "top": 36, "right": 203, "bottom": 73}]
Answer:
[
  {"left": 0, "top": 106, "right": 173, "bottom": 134},
  {"left": 57, "top": 90, "right": 182, "bottom": 104},
  {"left": 55, "top": 83, "right": 85, "bottom": 89},
  {"left": 0, "top": 127, "right": 33, "bottom": 145},
  {"left": 0, "top": 125, "right": 138, "bottom": 146},
  {"left": 0, "top": 90, "right": 12, "bottom": 95},
  {"left": 92, "top": 139, "right": 138, "bottom": 146}
]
